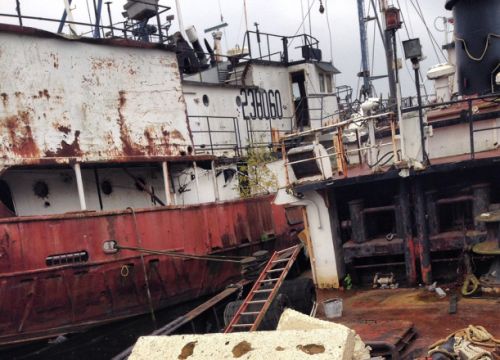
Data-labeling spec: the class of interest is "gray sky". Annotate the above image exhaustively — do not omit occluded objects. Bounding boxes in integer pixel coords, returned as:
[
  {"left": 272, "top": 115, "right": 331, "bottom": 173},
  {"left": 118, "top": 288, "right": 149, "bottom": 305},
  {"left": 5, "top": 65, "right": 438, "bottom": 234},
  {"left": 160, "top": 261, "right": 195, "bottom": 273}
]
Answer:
[{"left": 0, "top": 0, "right": 452, "bottom": 98}]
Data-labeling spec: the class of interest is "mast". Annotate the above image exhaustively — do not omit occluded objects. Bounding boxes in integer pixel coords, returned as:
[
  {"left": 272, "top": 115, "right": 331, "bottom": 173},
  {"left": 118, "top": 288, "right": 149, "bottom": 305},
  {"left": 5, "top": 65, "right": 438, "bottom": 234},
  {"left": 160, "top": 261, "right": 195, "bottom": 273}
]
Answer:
[
  {"left": 357, "top": 0, "right": 372, "bottom": 99},
  {"left": 378, "top": 0, "right": 397, "bottom": 106}
]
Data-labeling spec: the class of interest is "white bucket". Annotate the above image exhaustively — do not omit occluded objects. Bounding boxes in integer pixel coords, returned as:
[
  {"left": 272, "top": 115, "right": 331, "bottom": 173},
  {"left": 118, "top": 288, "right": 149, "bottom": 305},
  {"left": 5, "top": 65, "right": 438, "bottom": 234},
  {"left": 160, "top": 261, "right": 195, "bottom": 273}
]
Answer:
[{"left": 323, "top": 298, "right": 343, "bottom": 319}]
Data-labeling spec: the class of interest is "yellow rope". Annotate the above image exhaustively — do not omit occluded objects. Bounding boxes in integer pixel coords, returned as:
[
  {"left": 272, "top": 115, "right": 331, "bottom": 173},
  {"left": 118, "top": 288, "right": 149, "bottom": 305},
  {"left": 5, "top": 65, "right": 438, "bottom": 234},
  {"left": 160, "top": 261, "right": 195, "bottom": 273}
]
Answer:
[
  {"left": 455, "top": 33, "right": 500, "bottom": 62},
  {"left": 429, "top": 325, "right": 500, "bottom": 352}
]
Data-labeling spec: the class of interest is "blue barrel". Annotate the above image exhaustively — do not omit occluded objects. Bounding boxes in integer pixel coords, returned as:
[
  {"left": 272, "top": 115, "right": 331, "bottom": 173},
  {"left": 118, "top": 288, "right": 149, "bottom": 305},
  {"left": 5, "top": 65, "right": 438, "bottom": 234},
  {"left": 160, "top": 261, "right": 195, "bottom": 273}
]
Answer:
[{"left": 445, "top": 0, "right": 500, "bottom": 95}]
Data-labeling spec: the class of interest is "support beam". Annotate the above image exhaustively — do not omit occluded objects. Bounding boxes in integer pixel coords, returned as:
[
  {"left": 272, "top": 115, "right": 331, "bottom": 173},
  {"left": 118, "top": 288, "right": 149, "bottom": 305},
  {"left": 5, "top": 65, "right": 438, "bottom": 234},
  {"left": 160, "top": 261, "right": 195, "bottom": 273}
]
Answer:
[
  {"left": 73, "top": 163, "right": 87, "bottom": 211},
  {"left": 193, "top": 161, "right": 200, "bottom": 203},
  {"left": 399, "top": 181, "right": 418, "bottom": 285},
  {"left": 413, "top": 179, "right": 432, "bottom": 285},
  {"left": 302, "top": 191, "right": 340, "bottom": 288},
  {"left": 211, "top": 161, "right": 219, "bottom": 201},
  {"left": 349, "top": 199, "right": 367, "bottom": 243},
  {"left": 162, "top": 161, "right": 173, "bottom": 206},
  {"left": 472, "top": 183, "right": 491, "bottom": 231}
]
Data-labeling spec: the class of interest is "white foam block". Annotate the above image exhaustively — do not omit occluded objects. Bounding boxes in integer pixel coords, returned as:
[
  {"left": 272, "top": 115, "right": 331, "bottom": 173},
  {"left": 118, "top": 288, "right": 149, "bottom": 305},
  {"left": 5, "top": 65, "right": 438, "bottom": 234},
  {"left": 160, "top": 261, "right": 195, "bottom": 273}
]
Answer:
[{"left": 129, "top": 328, "right": 355, "bottom": 360}]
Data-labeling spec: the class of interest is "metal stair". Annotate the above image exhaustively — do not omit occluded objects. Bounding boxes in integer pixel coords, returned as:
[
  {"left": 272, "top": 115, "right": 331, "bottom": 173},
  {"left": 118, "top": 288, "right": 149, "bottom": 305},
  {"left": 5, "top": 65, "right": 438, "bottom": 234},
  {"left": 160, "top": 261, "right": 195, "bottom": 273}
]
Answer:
[{"left": 224, "top": 244, "right": 302, "bottom": 333}]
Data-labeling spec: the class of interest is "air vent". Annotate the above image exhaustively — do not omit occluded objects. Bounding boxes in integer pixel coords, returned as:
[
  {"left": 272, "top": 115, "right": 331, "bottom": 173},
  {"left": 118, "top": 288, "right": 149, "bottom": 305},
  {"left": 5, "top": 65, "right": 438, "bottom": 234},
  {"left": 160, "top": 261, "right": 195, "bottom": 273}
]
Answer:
[{"left": 46, "top": 251, "right": 89, "bottom": 267}]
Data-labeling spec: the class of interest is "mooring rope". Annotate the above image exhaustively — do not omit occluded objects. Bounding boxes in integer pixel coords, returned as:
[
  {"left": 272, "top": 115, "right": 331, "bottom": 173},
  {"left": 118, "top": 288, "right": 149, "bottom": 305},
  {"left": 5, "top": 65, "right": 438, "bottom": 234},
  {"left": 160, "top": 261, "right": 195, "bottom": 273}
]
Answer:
[{"left": 115, "top": 244, "right": 246, "bottom": 264}]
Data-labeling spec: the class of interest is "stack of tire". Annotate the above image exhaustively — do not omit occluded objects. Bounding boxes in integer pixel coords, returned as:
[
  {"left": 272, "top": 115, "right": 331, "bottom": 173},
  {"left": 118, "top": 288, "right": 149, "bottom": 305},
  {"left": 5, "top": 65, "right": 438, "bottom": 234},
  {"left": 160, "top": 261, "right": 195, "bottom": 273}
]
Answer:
[{"left": 240, "top": 250, "right": 271, "bottom": 281}]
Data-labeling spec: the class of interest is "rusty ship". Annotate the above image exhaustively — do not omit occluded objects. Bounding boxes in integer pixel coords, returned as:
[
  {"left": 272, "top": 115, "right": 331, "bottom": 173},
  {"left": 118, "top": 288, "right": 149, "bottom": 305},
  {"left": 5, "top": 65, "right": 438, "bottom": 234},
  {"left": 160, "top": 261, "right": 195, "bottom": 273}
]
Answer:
[{"left": 0, "top": 0, "right": 343, "bottom": 347}]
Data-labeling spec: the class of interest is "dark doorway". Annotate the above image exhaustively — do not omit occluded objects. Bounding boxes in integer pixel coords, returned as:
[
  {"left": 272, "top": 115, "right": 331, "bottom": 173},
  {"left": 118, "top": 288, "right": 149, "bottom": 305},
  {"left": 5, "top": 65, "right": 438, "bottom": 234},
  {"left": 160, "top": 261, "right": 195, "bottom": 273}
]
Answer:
[
  {"left": 290, "top": 71, "right": 310, "bottom": 130},
  {"left": 0, "top": 180, "right": 15, "bottom": 216}
]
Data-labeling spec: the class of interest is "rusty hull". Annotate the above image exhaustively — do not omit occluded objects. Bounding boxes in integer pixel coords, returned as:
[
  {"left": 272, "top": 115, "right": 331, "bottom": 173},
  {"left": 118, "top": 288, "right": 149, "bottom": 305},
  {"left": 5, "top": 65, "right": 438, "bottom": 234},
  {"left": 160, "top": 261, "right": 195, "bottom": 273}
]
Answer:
[{"left": 0, "top": 195, "right": 301, "bottom": 346}]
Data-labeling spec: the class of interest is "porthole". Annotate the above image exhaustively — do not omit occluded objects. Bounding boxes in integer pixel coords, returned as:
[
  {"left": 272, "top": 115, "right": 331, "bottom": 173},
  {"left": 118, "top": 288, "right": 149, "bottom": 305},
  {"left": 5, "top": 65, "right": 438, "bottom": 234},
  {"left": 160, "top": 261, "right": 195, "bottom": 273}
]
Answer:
[
  {"left": 101, "top": 180, "right": 113, "bottom": 195},
  {"left": 202, "top": 94, "right": 209, "bottom": 106},
  {"left": 33, "top": 180, "right": 49, "bottom": 198},
  {"left": 235, "top": 96, "right": 242, "bottom": 107}
]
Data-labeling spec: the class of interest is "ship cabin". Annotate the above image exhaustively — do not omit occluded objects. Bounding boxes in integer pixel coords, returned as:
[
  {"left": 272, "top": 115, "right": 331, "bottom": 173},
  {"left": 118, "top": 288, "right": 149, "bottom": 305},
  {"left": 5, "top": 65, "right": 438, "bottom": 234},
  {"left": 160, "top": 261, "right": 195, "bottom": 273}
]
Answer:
[{"left": 277, "top": 0, "right": 500, "bottom": 290}]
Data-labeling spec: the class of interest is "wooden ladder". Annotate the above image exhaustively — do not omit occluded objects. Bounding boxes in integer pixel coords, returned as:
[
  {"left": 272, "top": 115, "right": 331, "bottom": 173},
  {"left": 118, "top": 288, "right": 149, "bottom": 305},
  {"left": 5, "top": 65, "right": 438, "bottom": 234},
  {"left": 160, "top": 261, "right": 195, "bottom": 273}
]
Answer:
[{"left": 224, "top": 244, "right": 302, "bottom": 333}]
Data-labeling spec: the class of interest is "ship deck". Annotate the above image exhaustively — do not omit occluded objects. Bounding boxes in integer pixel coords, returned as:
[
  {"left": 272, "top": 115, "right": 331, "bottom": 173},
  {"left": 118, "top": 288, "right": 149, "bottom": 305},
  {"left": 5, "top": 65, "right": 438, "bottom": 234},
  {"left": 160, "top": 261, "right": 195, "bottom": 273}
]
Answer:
[{"left": 315, "top": 286, "right": 500, "bottom": 359}]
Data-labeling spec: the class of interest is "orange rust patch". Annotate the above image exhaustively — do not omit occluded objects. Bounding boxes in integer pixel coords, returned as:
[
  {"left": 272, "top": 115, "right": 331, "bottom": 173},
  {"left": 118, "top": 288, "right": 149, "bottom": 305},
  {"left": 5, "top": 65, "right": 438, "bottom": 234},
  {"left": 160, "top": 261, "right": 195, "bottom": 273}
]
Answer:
[
  {"left": 4, "top": 110, "right": 40, "bottom": 157},
  {"left": 45, "top": 131, "right": 82, "bottom": 158},
  {"left": 117, "top": 90, "right": 142, "bottom": 156},
  {"left": 170, "top": 130, "right": 185, "bottom": 141}
]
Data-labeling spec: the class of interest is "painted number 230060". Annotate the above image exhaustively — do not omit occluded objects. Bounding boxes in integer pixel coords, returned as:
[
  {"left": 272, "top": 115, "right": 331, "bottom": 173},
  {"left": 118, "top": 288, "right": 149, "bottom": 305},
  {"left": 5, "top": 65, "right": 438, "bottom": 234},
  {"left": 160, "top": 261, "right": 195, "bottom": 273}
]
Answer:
[{"left": 240, "top": 89, "right": 283, "bottom": 120}]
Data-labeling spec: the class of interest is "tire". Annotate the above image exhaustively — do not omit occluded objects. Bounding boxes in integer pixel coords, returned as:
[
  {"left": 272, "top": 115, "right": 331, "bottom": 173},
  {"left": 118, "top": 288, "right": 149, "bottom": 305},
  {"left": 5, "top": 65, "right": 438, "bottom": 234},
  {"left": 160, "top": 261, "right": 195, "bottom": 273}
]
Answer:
[
  {"left": 278, "top": 278, "right": 316, "bottom": 315},
  {"left": 223, "top": 294, "right": 290, "bottom": 331}
]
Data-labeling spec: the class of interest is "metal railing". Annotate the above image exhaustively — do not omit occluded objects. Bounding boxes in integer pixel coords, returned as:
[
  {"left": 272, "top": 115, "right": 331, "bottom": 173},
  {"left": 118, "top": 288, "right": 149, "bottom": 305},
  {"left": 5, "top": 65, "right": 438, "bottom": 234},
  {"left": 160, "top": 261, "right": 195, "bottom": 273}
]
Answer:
[
  {"left": 1, "top": 0, "right": 173, "bottom": 43},
  {"left": 189, "top": 116, "right": 241, "bottom": 156},
  {"left": 246, "top": 116, "right": 294, "bottom": 149},
  {"left": 281, "top": 111, "right": 399, "bottom": 185},
  {"left": 241, "top": 30, "right": 320, "bottom": 64},
  {"left": 403, "top": 93, "right": 500, "bottom": 161}
]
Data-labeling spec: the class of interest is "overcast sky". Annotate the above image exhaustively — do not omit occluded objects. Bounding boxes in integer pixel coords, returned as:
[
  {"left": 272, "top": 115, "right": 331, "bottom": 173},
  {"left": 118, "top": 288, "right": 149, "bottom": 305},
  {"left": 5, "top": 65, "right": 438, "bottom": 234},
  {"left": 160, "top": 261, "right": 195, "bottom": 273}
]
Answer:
[{"left": 0, "top": 0, "right": 453, "bottom": 98}]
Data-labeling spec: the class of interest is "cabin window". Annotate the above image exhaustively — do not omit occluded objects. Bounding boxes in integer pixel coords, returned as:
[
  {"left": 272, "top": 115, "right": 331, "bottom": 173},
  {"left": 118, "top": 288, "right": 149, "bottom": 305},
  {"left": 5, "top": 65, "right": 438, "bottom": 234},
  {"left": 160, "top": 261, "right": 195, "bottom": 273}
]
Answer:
[
  {"left": 319, "top": 73, "right": 325, "bottom": 93},
  {"left": 202, "top": 94, "right": 210, "bottom": 106},
  {"left": 326, "top": 74, "right": 333, "bottom": 93},
  {"left": 319, "top": 72, "right": 333, "bottom": 93}
]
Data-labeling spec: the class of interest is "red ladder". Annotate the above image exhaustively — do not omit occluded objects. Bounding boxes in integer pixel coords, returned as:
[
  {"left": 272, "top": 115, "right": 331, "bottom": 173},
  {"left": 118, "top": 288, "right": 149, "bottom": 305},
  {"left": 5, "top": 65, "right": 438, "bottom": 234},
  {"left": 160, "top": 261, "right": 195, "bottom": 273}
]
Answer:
[{"left": 224, "top": 244, "right": 302, "bottom": 333}]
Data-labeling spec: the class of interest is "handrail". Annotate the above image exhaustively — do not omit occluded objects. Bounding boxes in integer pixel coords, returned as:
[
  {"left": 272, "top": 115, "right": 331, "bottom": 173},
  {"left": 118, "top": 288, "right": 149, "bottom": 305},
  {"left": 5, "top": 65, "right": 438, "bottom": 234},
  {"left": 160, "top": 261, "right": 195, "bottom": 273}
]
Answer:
[{"left": 0, "top": 0, "right": 172, "bottom": 43}]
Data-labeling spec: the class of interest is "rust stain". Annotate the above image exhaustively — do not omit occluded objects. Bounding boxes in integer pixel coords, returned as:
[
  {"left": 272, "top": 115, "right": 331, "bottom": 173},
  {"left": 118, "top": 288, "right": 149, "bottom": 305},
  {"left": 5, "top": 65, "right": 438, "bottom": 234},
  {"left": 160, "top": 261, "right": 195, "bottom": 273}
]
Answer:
[
  {"left": 144, "top": 129, "right": 156, "bottom": 155},
  {"left": 43, "top": 90, "right": 50, "bottom": 100},
  {"left": 45, "top": 130, "right": 82, "bottom": 158},
  {"left": 170, "top": 130, "right": 185, "bottom": 141},
  {"left": 4, "top": 111, "right": 40, "bottom": 157},
  {"left": 117, "top": 90, "right": 142, "bottom": 156},
  {"left": 0, "top": 93, "right": 8, "bottom": 107},
  {"left": 128, "top": 68, "right": 136, "bottom": 75},
  {"left": 50, "top": 53, "right": 59, "bottom": 69},
  {"left": 56, "top": 125, "right": 71, "bottom": 135},
  {"left": 92, "top": 58, "right": 116, "bottom": 71}
]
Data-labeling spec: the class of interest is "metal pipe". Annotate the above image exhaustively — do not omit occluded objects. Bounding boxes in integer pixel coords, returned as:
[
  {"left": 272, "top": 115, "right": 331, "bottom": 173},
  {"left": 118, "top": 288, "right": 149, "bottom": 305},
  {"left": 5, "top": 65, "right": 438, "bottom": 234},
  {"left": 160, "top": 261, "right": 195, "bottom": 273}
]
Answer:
[
  {"left": 162, "top": 161, "right": 173, "bottom": 206},
  {"left": 211, "top": 161, "right": 220, "bottom": 201},
  {"left": 468, "top": 99, "right": 475, "bottom": 159},
  {"left": 413, "top": 63, "right": 427, "bottom": 163},
  {"left": 357, "top": 0, "right": 372, "bottom": 98},
  {"left": 93, "top": 0, "right": 103, "bottom": 38},
  {"left": 105, "top": 1, "right": 114, "bottom": 37},
  {"left": 58, "top": 0, "right": 73, "bottom": 33},
  {"left": 15, "top": 0, "right": 22, "bottom": 26},
  {"left": 436, "top": 195, "right": 473, "bottom": 205},
  {"left": 73, "top": 163, "right": 87, "bottom": 211},
  {"left": 363, "top": 204, "right": 395, "bottom": 214}
]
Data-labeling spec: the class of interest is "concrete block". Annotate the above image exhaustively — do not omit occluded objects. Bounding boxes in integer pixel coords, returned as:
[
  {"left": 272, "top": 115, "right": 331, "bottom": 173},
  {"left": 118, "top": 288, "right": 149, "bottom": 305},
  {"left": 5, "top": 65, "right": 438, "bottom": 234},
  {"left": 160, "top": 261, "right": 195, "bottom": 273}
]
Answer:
[
  {"left": 277, "top": 309, "right": 370, "bottom": 360},
  {"left": 129, "top": 328, "right": 355, "bottom": 360}
]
